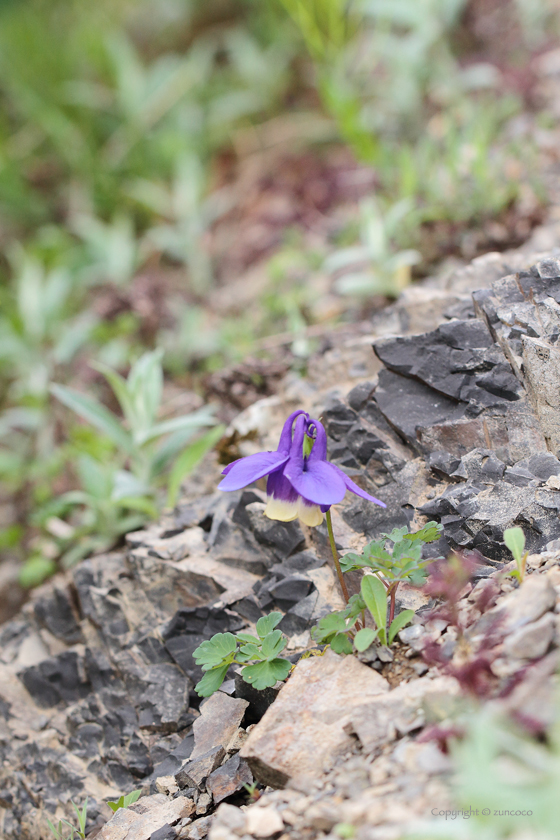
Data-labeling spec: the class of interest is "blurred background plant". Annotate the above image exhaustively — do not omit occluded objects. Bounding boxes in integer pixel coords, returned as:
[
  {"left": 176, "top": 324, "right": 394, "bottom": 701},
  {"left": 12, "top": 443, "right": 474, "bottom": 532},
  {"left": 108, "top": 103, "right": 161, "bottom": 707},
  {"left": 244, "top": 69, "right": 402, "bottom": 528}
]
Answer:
[{"left": 0, "top": 0, "right": 558, "bottom": 609}]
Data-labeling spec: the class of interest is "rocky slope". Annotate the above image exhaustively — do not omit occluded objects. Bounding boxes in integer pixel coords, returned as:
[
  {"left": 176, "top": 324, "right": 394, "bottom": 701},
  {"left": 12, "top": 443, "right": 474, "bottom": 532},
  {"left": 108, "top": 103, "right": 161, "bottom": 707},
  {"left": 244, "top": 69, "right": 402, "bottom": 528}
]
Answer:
[{"left": 2, "top": 225, "right": 560, "bottom": 839}]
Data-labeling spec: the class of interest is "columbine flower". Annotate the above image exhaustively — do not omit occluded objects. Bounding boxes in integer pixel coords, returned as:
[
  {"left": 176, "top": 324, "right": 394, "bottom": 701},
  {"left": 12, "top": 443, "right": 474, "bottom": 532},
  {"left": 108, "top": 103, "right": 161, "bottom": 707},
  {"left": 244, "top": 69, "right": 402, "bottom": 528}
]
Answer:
[{"left": 218, "top": 409, "right": 385, "bottom": 526}]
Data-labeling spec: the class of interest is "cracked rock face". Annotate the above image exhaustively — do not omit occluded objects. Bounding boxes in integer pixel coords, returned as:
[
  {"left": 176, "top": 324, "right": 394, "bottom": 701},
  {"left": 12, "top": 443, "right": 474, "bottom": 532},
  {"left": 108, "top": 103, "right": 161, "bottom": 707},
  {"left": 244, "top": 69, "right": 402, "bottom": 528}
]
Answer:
[{"left": 2, "top": 251, "right": 560, "bottom": 838}]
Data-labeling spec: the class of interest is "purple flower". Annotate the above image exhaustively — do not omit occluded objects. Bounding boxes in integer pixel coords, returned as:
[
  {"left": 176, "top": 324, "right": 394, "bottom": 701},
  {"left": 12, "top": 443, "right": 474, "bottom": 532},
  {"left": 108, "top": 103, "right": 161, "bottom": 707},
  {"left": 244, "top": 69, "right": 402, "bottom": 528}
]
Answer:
[{"left": 218, "top": 409, "right": 385, "bottom": 526}]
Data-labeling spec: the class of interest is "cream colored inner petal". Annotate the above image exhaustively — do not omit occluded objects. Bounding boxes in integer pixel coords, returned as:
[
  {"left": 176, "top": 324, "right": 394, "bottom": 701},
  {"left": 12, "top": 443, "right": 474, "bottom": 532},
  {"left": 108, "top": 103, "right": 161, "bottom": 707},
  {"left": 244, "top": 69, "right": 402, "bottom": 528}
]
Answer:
[
  {"left": 296, "top": 499, "right": 324, "bottom": 527},
  {"left": 264, "top": 497, "right": 299, "bottom": 522}
]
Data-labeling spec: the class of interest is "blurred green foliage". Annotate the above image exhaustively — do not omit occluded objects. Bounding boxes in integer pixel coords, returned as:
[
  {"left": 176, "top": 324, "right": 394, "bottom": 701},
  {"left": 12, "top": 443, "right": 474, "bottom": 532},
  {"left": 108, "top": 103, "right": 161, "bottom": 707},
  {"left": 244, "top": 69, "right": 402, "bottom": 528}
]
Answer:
[{"left": 0, "top": 0, "right": 557, "bottom": 587}]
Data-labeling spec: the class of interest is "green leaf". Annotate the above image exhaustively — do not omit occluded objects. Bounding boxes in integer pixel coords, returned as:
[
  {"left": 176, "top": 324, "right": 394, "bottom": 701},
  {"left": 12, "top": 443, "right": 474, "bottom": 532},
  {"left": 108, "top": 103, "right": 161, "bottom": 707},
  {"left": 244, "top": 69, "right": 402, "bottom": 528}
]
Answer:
[
  {"left": 353, "top": 627, "right": 378, "bottom": 652},
  {"left": 51, "top": 383, "right": 132, "bottom": 454},
  {"left": 260, "top": 629, "right": 287, "bottom": 659},
  {"left": 339, "top": 552, "right": 364, "bottom": 573},
  {"left": 330, "top": 632, "right": 353, "bottom": 654},
  {"left": 408, "top": 567, "right": 428, "bottom": 587},
  {"left": 76, "top": 454, "right": 113, "bottom": 500},
  {"left": 256, "top": 611, "right": 283, "bottom": 638},
  {"left": 241, "top": 657, "right": 291, "bottom": 690},
  {"left": 91, "top": 361, "right": 135, "bottom": 429},
  {"left": 137, "top": 406, "right": 215, "bottom": 446},
  {"left": 236, "top": 632, "right": 260, "bottom": 645},
  {"left": 311, "top": 611, "right": 348, "bottom": 643},
  {"left": 238, "top": 643, "right": 261, "bottom": 662},
  {"left": 122, "top": 790, "right": 141, "bottom": 808},
  {"left": 195, "top": 663, "right": 230, "bottom": 697},
  {"left": 193, "top": 633, "right": 237, "bottom": 669},
  {"left": 382, "top": 527, "right": 408, "bottom": 543},
  {"left": 107, "top": 797, "right": 124, "bottom": 813},
  {"left": 128, "top": 349, "right": 164, "bottom": 435},
  {"left": 404, "top": 521, "right": 443, "bottom": 543},
  {"left": 361, "top": 575, "right": 388, "bottom": 644},
  {"left": 166, "top": 424, "right": 225, "bottom": 507},
  {"left": 363, "top": 541, "right": 393, "bottom": 565},
  {"left": 46, "top": 819, "right": 64, "bottom": 839},
  {"left": 71, "top": 797, "right": 88, "bottom": 834},
  {"left": 19, "top": 556, "right": 56, "bottom": 588},
  {"left": 503, "top": 527, "right": 525, "bottom": 564},
  {"left": 388, "top": 609, "right": 415, "bottom": 644},
  {"left": 392, "top": 539, "right": 421, "bottom": 563}
]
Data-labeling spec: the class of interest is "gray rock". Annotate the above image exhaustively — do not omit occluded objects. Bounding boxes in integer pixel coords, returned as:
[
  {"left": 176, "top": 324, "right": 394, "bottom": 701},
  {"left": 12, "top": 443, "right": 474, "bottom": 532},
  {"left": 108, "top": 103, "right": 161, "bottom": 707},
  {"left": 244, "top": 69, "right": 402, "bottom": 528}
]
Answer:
[
  {"left": 176, "top": 747, "right": 226, "bottom": 789},
  {"left": 499, "top": 575, "right": 556, "bottom": 633},
  {"left": 349, "top": 677, "right": 460, "bottom": 752},
  {"left": 240, "top": 649, "right": 388, "bottom": 787},
  {"left": 191, "top": 693, "right": 249, "bottom": 760},
  {"left": 97, "top": 794, "right": 195, "bottom": 840},
  {"left": 206, "top": 754, "right": 253, "bottom": 804},
  {"left": 245, "top": 806, "right": 284, "bottom": 837},
  {"left": 503, "top": 611, "right": 556, "bottom": 659}
]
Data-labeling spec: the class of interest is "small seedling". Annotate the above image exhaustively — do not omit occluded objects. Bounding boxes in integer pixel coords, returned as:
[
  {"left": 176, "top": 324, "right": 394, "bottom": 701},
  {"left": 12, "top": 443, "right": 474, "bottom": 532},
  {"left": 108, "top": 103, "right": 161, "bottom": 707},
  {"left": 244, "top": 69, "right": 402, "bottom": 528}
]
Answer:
[
  {"left": 193, "top": 612, "right": 292, "bottom": 697},
  {"left": 107, "top": 789, "right": 141, "bottom": 813},
  {"left": 312, "top": 522, "right": 443, "bottom": 653},
  {"left": 242, "top": 781, "right": 262, "bottom": 802},
  {"left": 47, "top": 797, "right": 88, "bottom": 840},
  {"left": 503, "top": 526, "right": 528, "bottom": 582},
  {"left": 340, "top": 521, "right": 444, "bottom": 622}
]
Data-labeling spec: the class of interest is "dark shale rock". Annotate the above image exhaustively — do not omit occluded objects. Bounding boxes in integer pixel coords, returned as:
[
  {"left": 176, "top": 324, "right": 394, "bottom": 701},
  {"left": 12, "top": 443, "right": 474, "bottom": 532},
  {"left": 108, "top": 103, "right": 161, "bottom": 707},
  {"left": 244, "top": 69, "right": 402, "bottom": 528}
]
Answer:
[
  {"left": 34, "top": 587, "right": 83, "bottom": 645},
  {"left": 176, "top": 746, "right": 226, "bottom": 789},
  {"left": 244, "top": 502, "right": 305, "bottom": 559},
  {"left": 190, "top": 693, "right": 248, "bottom": 759},
  {"left": 206, "top": 754, "right": 253, "bottom": 804}
]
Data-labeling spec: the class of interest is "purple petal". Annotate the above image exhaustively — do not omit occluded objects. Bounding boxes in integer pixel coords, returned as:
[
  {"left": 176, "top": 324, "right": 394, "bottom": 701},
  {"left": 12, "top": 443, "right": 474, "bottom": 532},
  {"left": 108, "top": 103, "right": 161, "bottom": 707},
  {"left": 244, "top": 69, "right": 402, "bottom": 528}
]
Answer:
[
  {"left": 284, "top": 460, "right": 347, "bottom": 506},
  {"left": 330, "top": 464, "right": 386, "bottom": 507},
  {"left": 267, "top": 468, "right": 299, "bottom": 503},
  {"left": 286, "top": 413, "right": 307, "bottom": 470},
  {"left": 221, "top": 458, "right": 240, "bottom": 476},
  {"left": 218, "top": 452, "right": 289, "bottom": 491},
  {"left": 277, "top": 409, "right": 309, "bottom": 454},
  {"left": 307, "top": 417, "right": 328, "bottom": 461}
]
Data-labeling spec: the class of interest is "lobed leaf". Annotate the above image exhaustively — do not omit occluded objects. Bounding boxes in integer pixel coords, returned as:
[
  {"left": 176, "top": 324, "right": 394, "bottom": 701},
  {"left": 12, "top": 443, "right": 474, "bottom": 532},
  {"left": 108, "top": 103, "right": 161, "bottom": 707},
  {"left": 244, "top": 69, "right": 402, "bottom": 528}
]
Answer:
[
  {"left": 256, "top": 611, "right": 283, "bottom": 638},
  {"left": 195, "top": 663, "right": 230, "bottom": 697},
  {"left": 236, "top": 632, "right": 260, "bottom": 645},
  {"left": 311, "top": 611, "right": 348, "bottom": 643},
  {"left": 404, "top": 521, "right": 443, "bottom": 543},
  {"left": 237, "top": 643, "right": 261, "bottom": 662},
  {"left": 241, "top": 657, "right": 291, "bottom": 690},
  {"left": 261, "top": 629, "right": 287, "bottom": 659},
  {"left": 330, "top": 632, "right": 353, "bottom": 655},
  {"left": 193, "top": 633, "right": 237, "bottom": 669}
]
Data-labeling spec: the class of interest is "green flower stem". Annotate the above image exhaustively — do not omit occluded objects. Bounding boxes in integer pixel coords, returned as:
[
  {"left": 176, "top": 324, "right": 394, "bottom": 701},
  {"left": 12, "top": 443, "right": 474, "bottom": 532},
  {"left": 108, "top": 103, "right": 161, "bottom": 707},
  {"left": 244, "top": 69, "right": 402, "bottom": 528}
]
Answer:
[{"left": 325, "top": 509, "right": 349, "bottom": 605}]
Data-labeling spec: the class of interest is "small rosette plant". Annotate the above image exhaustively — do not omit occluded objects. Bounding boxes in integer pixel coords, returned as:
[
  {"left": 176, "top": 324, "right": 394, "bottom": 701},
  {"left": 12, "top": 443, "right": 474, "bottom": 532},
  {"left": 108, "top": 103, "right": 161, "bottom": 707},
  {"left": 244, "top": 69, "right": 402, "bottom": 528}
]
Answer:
[
  {"left": 312, "top": 521, "right": 444, "bottom": 654},
  {"left": 193, "top": 612, "right": 292, "bottom": 697}
]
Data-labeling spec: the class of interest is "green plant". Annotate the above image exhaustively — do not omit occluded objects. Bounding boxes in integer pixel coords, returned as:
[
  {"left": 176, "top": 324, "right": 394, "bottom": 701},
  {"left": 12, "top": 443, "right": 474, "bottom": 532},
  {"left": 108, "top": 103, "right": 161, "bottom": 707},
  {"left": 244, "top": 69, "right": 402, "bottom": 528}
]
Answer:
[
  {"left": 47, "top": 797, "right": 88, "bottom": 840},
  {"left": 341, "top": 521, "right": 444, "bottom": 618},
  {"left": 51, "top": 349, "right": 221, "bottom": 504},
  {"left": 107, "top": 789, "right": 141, "bottom": 813},
  {"left": 312, "top": 522, "right": 443, "bottom": 653},
  {"left": 503, "top": 526, "right": 528, "bottom": 583},
  {"left": 325, "top": 198, "right": 420, "bottom": 297},
  {"left": 193, "top": 612, "right": 292, "bottom": 697},
  {"left": 0, "top": 247, "right": 95, "bottom": 402}
]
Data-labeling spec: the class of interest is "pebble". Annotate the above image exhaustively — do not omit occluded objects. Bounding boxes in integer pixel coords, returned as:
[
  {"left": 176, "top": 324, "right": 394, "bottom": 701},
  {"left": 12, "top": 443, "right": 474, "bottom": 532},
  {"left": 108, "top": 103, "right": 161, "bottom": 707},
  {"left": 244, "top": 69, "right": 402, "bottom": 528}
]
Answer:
[{"left": 245, "top": 807, "right": 284, "bottom": 837}]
